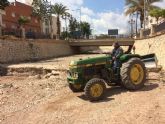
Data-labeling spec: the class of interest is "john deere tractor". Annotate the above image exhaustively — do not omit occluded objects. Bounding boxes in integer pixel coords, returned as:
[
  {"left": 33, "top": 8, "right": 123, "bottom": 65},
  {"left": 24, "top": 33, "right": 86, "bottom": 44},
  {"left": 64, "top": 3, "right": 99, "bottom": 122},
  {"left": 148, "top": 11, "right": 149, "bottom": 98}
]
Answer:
[{"left": 67, "top": 39, "right": 157, "bottom": 101}]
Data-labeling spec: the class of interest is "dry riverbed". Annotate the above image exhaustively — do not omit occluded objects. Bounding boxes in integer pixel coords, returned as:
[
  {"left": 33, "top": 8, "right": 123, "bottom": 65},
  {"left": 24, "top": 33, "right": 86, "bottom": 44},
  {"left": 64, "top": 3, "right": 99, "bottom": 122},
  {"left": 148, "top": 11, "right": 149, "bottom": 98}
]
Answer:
[{"left": 0, "top": 54, "right": 165, "bottom": 124}]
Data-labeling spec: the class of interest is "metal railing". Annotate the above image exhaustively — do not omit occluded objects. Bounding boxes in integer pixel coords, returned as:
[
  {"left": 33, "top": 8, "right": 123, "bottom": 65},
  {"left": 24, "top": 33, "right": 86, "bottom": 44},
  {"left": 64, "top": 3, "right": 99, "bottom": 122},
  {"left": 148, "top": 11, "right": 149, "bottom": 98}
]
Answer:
[{"left": 2, "top": 28, "right": 52, "bottom": 39}]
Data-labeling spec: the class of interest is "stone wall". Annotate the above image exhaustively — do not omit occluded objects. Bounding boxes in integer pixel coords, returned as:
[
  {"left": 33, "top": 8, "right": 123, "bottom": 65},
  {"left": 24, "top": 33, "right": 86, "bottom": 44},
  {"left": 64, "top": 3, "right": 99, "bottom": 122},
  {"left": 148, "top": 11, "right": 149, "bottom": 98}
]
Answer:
[
  {"left": 0, "top": 39, "right": 74, "bottom": 63},
  {"left": 135, "top": 34, "right": 165, "bottom": 69}
]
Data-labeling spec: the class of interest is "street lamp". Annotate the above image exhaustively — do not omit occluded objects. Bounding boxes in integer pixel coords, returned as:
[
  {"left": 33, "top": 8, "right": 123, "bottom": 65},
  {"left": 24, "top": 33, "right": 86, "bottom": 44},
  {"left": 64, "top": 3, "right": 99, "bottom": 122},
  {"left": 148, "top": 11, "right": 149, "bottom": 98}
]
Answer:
[
  {"left": 72, "top": 9, "right": 81, "bottom": 24},
  {"left": 143, "top": 0, "right": 147, "bottom": 30},
  {"left": 71, "top": 8, "right": 82, "bottom": 37}
]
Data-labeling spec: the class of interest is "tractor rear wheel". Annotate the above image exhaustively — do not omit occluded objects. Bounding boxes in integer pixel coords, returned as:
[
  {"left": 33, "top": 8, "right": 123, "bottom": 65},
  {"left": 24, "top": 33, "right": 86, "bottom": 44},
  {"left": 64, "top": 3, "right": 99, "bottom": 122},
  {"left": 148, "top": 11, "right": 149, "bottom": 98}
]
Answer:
[
  {"left": 85, "top": 78, "right": 106, "bottom": 101},
  {"left": 69, "top": 83, "right": 85, "bottom": 92},
  {"left": 120, "top": 58, "right": 146, "bottom": 90}
]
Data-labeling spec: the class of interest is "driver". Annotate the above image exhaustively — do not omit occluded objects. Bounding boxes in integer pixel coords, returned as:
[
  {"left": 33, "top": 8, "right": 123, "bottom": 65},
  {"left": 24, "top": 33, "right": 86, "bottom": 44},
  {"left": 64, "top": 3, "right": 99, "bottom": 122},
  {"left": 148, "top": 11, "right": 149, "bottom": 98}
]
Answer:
[{"left": 111, "top": 42, "right": 124, "bottom": 73}]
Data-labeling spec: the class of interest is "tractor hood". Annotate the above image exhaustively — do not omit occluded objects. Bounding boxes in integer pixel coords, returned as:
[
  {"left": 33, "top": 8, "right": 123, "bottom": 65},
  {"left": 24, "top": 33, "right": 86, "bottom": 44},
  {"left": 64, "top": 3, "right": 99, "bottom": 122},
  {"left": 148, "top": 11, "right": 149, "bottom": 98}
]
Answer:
[{"left": 70, "top": 55, "right": 111, "bottom": 67}]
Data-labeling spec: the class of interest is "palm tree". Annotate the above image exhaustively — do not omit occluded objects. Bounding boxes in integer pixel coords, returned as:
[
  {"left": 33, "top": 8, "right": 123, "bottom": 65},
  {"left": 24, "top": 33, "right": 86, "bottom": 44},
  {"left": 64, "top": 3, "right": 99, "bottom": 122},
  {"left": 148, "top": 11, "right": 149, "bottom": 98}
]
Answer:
[
  {"left": 80, "top": 22, "right": 91, "bottom": 39},
  {"left": 51, "top": 3, "right": 68, "bottom": 38},
  {"left": 18, "top": 16, "right": 30, "bottom": 38},
  {"left": 32, "top": 0, "right": 51, "bottom": 33},
  {"left": 125, "top": 0, "right": 162, "bottom": 28},
  {"left": 0, "top": 0, "right": 9, "bottom": 10}
]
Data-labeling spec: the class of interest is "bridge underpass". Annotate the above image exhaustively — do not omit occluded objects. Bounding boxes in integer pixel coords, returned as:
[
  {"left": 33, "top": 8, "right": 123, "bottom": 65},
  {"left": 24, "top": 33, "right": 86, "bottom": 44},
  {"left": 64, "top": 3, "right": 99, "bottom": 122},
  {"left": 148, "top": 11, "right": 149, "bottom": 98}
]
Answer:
[
  {"left": 69, "top": 38, "right": 135, "bottom": 47},
  {"left": 69, "top": 39, "right": 135, "bottom": 53}
]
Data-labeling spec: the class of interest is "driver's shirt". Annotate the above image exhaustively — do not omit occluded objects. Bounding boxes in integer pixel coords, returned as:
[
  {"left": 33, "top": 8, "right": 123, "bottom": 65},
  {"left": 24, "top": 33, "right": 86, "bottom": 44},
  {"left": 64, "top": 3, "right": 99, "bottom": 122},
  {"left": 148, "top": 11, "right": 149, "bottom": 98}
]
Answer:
[{"left": 112, "top": 47, "right": 124, "bottom": 59}]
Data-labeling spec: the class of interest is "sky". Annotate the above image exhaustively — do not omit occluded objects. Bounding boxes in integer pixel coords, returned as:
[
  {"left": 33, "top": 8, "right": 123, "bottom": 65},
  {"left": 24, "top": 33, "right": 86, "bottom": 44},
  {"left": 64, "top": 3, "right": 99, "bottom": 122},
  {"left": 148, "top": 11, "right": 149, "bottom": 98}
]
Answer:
[{"left": 9, "top": 0, "right": 165, "bottom": 35}]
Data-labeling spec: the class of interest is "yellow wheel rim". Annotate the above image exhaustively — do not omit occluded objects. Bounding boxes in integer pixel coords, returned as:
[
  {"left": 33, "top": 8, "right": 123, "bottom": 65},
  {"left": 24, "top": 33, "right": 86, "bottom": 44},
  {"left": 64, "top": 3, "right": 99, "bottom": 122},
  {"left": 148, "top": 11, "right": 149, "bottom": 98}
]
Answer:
[
  {"left": 130, "top": 64, "right": 144, "bottom": 84},
  {"left": 90, "top": 83, "right": 103, "bottom": 98},
  {"left": 73, "top": 84, "right": 82, "bottom": 89}
]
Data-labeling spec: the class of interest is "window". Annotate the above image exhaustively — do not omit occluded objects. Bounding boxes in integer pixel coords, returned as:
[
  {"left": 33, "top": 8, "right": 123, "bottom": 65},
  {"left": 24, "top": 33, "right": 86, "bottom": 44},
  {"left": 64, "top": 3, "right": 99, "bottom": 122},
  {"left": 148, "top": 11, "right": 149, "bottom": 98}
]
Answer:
[
  {"left": 28, "top": 16, "right": 31, "bottom": 20},
  {"left": 3, "top": 24, "right": 6, "bottom": 28},
  {"left": 11, "top": 12, "right": 15, "bottom": 17},
  {"left": 150, "top": 19, "right": 153, "bottom": 23},
  {"left": 35, "top": 19, "right": 38, "bottom": 23},
  {"left": 11, "top": 25, "right": 16, "bottom": 29},
  {"left": 45, "top": 19, "right": 49, "bottom": 26},
  {"left": 45, "top": 28, "right": 49, "bottom": 34}
]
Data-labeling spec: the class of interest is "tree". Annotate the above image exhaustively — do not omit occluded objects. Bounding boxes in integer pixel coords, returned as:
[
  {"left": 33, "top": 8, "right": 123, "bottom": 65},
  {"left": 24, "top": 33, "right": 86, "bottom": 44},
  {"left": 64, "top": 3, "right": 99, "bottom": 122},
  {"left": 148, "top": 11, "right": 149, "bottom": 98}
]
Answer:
[
  {"left": 149, "top": 8, "right": 162, "bottom": 23},
  {"left": 61, "top": 12, "right": 71, "bottom": 39},
  {"left": 160, "top": 9, "right": 165, "bottom": 18},
  {"left": 32, "top": 0, "right": 51, "bottom": 34},
  {"left": 69, "top": 16, "right": 79, "bottom": 38},
  {"left": 80, "top": 22, "right": 91, "bottom": 39},
  {"left": 0, "top": 0, "right": 9, "bottom": 10},
  {"left": 125, "top": 0, "right": 162, "bottom": 28},
  {"left": 51, "top": 3, "right": 68, "bottom": 38},
  {"left": 18, "top": 16, "right": 30, "bottom": 38}
]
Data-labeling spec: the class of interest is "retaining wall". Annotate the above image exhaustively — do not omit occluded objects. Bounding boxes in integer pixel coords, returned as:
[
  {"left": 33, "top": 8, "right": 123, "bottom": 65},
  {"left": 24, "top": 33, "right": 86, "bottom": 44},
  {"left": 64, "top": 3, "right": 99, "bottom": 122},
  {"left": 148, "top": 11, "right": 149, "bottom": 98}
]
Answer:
[
  {"left": 0, "top": 39, "right": 74, "bottom": 63},
  {"left": 135, "top": 34, "right": 165, "bottom": 69}
]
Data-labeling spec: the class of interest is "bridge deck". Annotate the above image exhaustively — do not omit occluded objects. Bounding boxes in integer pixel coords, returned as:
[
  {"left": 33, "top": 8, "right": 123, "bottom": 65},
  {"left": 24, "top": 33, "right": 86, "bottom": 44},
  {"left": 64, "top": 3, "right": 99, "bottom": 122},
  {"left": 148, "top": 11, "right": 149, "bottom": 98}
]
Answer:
[{"left": 69, "top": 39, "right": 135, "bottom": 46}]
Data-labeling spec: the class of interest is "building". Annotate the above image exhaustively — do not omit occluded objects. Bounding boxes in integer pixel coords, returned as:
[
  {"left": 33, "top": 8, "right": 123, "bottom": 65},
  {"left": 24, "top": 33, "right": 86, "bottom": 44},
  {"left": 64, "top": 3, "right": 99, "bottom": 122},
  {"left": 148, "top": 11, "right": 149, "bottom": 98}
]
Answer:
[
  {"left": 42, "top": 16, "right": 58, "bottom": 36},
  {"left": 146, "top": 16, "right": 165, "bottom": 29},
  {"left": 2, "top": 1, "right": 41, "bottom": 36},
  {"left": 0, "top": 9, "right": 6, "bottom": 35},
  {"left": 25, "top": 0, "right": 33, "bottom": 5}
]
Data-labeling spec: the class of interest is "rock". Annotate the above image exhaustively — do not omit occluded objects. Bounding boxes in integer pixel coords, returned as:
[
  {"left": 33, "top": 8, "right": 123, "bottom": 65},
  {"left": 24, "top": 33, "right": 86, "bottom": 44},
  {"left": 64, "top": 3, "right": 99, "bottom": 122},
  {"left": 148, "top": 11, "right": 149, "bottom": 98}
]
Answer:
[
  {"left": 0, "top": 84, "right": 3, "bottom": 89},
  {"left": 28, "top": 76, "right": 34, "bottom": 79},
  {"left": 0, "top": 89, "right": 3, "bottom": 95},
  {"left": 47, "top": 73, "right": 52, "bottom": 77},
  {"left": 44, "top": 73, "right": 52, "bottom": 79},
  {"left": 49, "top": 75, "right": 56, "bottom": 79},
  {"left": 2, "top": 83, "right": 13, "bottom": 88},
  {"left": 51, "top": 70, "right": 59, "bottom": 76},
  {"left": 162, "top": 78, "right": 165, "bottom": 83},
  {"left": 34, "top": 75, "right": 42, "bottom": 79},
  {"left": 28, "top": 82, "right": 33, "bottom": 86}
]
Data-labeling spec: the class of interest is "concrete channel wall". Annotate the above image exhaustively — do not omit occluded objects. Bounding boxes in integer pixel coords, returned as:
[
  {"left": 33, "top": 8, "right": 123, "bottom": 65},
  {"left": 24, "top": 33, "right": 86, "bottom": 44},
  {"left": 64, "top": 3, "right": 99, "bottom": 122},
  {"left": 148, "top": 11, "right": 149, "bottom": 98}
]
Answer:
[
  {"left": 135, "top": 34, "right": 165, "bottom": 69},
  {"left": 0, "top": 39, "right": 74, "bottom": 63}
]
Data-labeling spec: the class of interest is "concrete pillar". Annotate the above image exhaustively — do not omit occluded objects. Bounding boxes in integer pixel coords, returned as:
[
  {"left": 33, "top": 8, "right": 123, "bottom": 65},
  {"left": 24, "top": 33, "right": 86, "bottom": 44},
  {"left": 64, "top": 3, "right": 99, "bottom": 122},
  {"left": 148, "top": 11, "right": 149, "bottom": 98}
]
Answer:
[
  {"left": 150, "top": 24, "right": 156, "bottom": 36},
  {"left": 22, "top": 27, "right": 25, "bottom": 39},
  {"left": 0, "top": 26, "right": 2, "bottom": 36},
  {"left": 140, "top": 29, "right": 144, "bottom": 39},
  {"left": 56, "top": 35, "right": 60, "bottom": 40},
  {"left": 0, "top": 14, "right": 2, "bottom": 36}
]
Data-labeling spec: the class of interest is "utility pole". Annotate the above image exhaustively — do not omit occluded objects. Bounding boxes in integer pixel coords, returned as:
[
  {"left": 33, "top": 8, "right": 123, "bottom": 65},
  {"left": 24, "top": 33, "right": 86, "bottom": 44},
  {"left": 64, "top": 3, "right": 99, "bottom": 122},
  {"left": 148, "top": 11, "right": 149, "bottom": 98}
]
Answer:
[
  {"left": 71, "top": 8, "right": 82, "bottom": 38},
  {"left": 128, "top": 19, "right": 135, "bottom": 38},
  {"left": 144, "top": 0, "right": 146, "bottom": 29}
]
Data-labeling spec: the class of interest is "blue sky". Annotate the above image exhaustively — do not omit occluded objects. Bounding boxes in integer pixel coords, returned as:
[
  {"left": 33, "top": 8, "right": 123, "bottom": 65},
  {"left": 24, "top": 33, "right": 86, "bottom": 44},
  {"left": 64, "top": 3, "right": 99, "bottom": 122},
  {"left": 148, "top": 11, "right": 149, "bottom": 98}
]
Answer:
[
  {"left": 9, "top": 0, "right": 165, "bottom": 34},
  {"left": 83, "top": 0, "right": 125, "bottom": 13}
]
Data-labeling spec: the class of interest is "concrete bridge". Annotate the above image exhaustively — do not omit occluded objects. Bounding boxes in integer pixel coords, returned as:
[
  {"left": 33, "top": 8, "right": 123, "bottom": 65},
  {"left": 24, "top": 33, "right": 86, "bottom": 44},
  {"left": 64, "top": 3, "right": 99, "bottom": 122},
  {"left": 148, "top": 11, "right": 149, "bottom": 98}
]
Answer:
[{"left": 69, "top": 38, "right": 135, "bottom": 47}]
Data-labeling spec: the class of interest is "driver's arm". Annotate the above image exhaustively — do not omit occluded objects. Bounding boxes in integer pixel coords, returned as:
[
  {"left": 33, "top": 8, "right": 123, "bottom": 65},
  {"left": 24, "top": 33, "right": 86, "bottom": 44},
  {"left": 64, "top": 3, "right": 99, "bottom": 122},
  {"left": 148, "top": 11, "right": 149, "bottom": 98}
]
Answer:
[{"left": 116, "top": 48, "right": 124, "bottom": 59}]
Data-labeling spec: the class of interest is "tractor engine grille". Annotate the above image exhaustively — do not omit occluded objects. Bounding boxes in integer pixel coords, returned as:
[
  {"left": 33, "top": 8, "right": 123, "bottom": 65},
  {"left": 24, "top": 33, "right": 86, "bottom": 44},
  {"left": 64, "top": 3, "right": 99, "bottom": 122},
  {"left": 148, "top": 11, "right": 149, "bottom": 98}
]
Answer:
[{"left": 67, "top": 70, "right": 78, "bottom": 79}]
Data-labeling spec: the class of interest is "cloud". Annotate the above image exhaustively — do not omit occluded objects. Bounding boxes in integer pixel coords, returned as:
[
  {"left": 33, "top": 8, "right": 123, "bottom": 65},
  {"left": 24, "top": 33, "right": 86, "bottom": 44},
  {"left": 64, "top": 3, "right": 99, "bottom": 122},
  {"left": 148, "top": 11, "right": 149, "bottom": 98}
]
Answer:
[
  {"left": 153, "top": 0, "right": 165, "bottom": 8},
  {"left": 51, "top": 0, "right": 83, "bottom": 10},
  {"left": 81, "top": 7, "right": 94, "bottom": 16},
  {"left": 80, "top": 11, "right": 129, "bottom": 35}
]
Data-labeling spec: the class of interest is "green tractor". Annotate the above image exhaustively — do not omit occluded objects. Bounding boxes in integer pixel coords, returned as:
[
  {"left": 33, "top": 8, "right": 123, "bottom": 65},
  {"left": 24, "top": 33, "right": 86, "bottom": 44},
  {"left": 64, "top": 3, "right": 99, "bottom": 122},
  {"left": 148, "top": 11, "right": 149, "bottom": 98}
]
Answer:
[{"left": 67, "top": 40, "right": 157, "bottom": 101}]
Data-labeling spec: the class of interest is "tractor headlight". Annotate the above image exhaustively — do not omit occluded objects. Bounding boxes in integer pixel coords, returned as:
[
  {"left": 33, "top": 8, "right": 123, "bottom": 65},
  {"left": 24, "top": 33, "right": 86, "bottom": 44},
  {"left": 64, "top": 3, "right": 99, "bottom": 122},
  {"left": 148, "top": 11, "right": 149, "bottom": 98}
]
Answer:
[{"left": 73, "top": 72, "right": 78, "bottom": 79}]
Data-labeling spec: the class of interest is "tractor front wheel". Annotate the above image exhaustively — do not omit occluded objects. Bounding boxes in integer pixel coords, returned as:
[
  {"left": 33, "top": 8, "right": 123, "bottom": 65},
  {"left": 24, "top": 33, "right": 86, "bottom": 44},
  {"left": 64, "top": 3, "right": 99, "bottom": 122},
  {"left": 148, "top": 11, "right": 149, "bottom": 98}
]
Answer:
[
  {"left": 85, "top": 78, "right": 106, "bottom": 101},
  {"left": 120, "top": 58, "right": 146, "bottom": 90},
  {"left": 69, "top": 83, "right": 85, "bottom": 92}
]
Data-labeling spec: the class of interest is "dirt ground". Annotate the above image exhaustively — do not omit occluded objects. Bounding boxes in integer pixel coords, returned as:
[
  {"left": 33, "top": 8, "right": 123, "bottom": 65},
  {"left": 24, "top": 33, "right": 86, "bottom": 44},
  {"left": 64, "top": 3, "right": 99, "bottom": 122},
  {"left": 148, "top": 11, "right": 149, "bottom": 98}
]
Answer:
[{"left": 0, "top": 55, "right": 165, "bottom": 124}]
